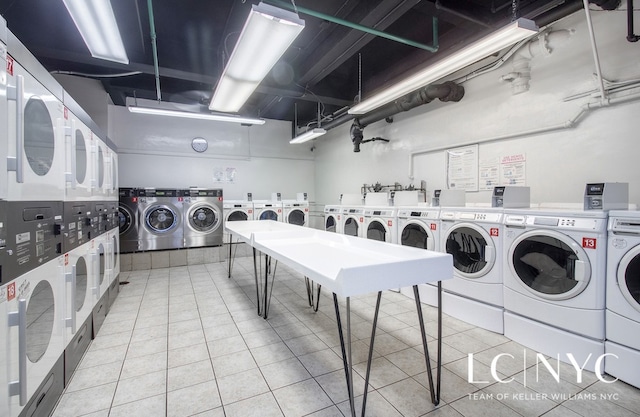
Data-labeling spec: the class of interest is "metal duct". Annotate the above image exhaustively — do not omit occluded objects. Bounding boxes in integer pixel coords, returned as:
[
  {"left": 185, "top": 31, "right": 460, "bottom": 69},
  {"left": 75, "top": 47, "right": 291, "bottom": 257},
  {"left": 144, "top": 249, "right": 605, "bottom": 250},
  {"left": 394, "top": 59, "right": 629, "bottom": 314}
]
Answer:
[{"left": 350, "top": 81, "right": 465, "bottom": 152}]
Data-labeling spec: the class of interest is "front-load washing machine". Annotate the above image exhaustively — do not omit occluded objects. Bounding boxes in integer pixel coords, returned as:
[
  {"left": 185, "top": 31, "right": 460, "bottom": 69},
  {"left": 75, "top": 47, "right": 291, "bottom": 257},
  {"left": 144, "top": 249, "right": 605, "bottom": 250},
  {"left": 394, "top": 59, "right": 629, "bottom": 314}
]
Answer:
[
  {"left": 341, "top": 206, "right": 364, "bottom": 238},
  {"left": 397, "top": 206, "right": 441, "bottom": 304},
  {"left": 4, "top": 258, "right": 65, "bottom": 417},
  {"left": 118, "top": 188, "right": 139, "bottom": 253},
  {"left": 362, "top": 206, "right": 397, "bottom": 243},
  {"left": 439, "top": 207, "right": 504, "bottom": 333},
  {"left": 283, "top": 199, "right": 309, "bottom": 226},
  {"left": 4, "top": 36, "right": 65, "bottom": 202},
  {"left": 3, "top": 201, "right": 63, "bottom": 285},
  {"left": 138, "top": 188, "right": 184, "bottom": 251},
  {"left": 324, "top": 205, "right": 342, "bottom": 233},
  {"left": 61, "top": 240, "right": 94, "bottom": 385},
  {"left": 502, "top": 208, "right": 608, "bottom": 371},
  {"left": 605, "top": 210, "right": 640, "bottom": 388},
  {"left": 254, "top": 200, "right": 283, "bottom": 221},
  {"left": 223, "top": 199, "right": 254, "bottom": 243},
  {"left": 183, "top": 188, "right": 224, "bottom": 248}
]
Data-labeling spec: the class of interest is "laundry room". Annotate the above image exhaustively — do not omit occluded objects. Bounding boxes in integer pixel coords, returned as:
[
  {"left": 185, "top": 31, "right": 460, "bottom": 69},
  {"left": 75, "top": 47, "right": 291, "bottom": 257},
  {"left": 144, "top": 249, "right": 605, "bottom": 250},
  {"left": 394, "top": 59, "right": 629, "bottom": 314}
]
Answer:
[{"left": 1, "top": 1, "right": 640, "bottom": 417}]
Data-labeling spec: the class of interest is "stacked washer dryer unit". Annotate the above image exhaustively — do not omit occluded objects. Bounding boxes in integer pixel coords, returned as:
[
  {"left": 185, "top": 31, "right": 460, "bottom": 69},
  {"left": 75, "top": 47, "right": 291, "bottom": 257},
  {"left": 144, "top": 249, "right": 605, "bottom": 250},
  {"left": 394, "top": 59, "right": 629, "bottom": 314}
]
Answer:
[
  {"left": 183, "top": 188, "right": 224, "bottom": 248},
  {"left": 340, "top": 193, "right": 365, "bottom": 238},
  {"left": 605, "top": 210, "right": 640, "bottom": 388},
  {"left": 502, "top": 183, "right": 627, "bottom": 371},
  {"left": 1, "top": 27, "right": 67, "bottom": 417},
  {"left": 282, "top": 192, "right": 309, "bottom": 227}
]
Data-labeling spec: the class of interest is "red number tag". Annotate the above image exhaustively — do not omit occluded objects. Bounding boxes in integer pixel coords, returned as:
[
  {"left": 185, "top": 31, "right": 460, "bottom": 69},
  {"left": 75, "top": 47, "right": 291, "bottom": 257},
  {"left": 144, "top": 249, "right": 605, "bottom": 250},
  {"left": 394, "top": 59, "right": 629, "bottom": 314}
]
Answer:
[
  {"left": 7, "top": 55, "right": 14, "bottom": 75},
  {"left": 387, "top": 220, "right": 393, "bottom": 227},
  {"left": 7, "top": 282, "right": 16, "bottom": 301},
  {"left": 430, "top": 223, "right": 437, "bottom": 231},
  {"left": 582, "top": 237, "right": 597, "bottom": 249},
  {"left": 490, "top": 228, "right": 499, "bottom": 237}
]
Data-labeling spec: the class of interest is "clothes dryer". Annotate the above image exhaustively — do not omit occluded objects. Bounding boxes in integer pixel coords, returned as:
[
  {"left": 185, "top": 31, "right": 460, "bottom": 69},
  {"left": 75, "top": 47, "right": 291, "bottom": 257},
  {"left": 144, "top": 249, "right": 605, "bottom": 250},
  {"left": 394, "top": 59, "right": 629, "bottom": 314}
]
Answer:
[
  {"left": 341, "top": 206, "right": 364, "bottom": 238},
  {"left": 61, "top": 240, "right": 94, "bottom": 385},
  {"left": 253, "top": 200, "right": 283, "bottom": 221},
  {"left": 324, "top": 205, "right": 342, "bottom": 233},
  {"left": 4, "top": 258, "right": 65, "bottom": 417},
  {"left": 63, "top": 114, "right": 93, "bottom": 201},
  {"left": 363, "top": 207, "right": 397, "bottom": 243},
  {"left": 604, "top": 210, "right": 640, "bottom": 388},
  {"left": 138, "top": 188, "right": 184, "bottom": 251},
  {"left": 118, "top": 188, "right": 139, "bottom": 253},
  {"left": 183, "top": 188, "right": 223, "bottom": 248},
  {"left": 502, "top": 208, "right": 608, "bottom": 371},
  {"left": 4, "top": 39, "right": 65, "bottom": 202},
  {"left": 439, "top": 207, "right": 504, "bottom": 333},
  {"left": 91, "top": 234, "right": 110, "bottom": 336},
  {"left": 223, "top": 199, "right": 254, "bottom": 243},
  {"left": 283, "top": 199, "right": 309, "bottom": 226}
]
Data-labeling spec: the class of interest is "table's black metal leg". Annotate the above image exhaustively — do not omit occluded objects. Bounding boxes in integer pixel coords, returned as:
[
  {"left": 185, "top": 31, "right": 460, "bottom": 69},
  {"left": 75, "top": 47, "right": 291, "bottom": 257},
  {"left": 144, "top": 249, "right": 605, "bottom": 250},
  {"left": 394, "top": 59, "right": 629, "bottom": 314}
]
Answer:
[
  {"left": 228, "top": 233, "right": 233, "bottom": 278},
  {"left": 263, "top": 256, "right": 277, "bottom": 319},
  {"left": 333, "top": 293, "right": 355, "bottom": 417},
  {"left": 252, "top": 248, "right": 262, "bottom": 316},
  {"left": 413, "top": 284, "right": 441, "bottom": 405},
  {"left": 305, "top": 278, "right": 322, "bottom": 312},
  {"left": 313, "top": 283, "right": 322, "bottom": 312},
  {"left": 360, "top": 291, "right": 382, "bottom": 417},
  {"left": 305, "top": 277, "right": 313, "bottom": 307}
]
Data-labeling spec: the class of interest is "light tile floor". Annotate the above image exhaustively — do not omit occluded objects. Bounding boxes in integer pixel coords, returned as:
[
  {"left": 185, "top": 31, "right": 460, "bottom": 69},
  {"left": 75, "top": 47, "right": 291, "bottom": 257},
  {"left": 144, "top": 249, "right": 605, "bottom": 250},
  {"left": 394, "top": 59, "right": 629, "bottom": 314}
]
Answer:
[{"left": 52, "top": 256, "right": 640, "bottom": 417}]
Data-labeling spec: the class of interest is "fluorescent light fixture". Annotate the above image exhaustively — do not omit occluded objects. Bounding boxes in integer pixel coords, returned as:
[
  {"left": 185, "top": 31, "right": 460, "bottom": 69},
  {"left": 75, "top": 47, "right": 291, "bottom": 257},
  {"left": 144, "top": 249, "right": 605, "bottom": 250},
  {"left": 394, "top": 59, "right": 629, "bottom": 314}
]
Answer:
[
  {"left": 63, "top": 0, "right": 129, "bottom": 64},
  {"left": 128, "top": 106, "right": 266, "bottom": 125},
  {"left": 209, "top": 2, "right": 304, "bottom": 112},
  {"left": 349, "top": 18, "right": 538, "bottom": 115},
  {"left": 290, "top": 128, "right": 326, "bottom": 144}
]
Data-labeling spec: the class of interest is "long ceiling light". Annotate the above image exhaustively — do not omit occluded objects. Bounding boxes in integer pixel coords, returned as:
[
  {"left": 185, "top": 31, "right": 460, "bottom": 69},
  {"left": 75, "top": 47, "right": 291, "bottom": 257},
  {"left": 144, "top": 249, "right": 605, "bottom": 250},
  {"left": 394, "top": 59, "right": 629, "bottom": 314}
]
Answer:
[
  {"left": 209, "top": 2, "right": 305, "bottom": 113},
  {"left": 349, "top": 18, "right": 538, "bottom": 115},
  {"left": 128, "top": 106, "right": 266, "bottom": 125},
  {"left": 290, "top": 128, "right": 326, "bottom": 144},
  {"left": 63, "top": 0, "right": 129, "bottom": 64}
]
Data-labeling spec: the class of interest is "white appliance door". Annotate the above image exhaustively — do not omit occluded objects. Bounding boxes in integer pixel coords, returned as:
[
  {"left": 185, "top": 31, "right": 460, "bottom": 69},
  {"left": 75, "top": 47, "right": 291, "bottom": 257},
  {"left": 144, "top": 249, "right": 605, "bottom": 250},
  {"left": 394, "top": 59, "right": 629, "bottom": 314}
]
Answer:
[
  {"left": 444, "top": 222, "right": 495, "bottom": 279},
  {"left": 325, "top": 215, "right": 337, "bottom": 233},
  {"left": 366, "top": 218, "right": 388, "bottom": 242},
  {"left": 508, "top": 229, "right": 592, "bottom": 301},
  {"left": 401, "top": 221, "right": 435, "bottom": 251},
  {"left": 287, "top": 208, "right": 306, "bottom": 226},
  {"left": 617, "top": 246, "right": 640, "bottom": 313},
  {"left": 343, "top": 215, "right": 360, "bottom": 237}
]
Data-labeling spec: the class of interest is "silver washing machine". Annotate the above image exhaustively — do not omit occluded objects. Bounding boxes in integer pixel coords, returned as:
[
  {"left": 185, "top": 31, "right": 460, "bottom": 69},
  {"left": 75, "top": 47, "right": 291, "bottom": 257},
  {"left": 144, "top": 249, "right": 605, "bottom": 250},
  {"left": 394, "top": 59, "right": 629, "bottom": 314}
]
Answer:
[
  {"left": 138, "top": 188, "right": 184, "bottom": 251},
  {"left": 183, "top": 188, "right": 223, "bottom": 248},
  {"left": 118, "top": 188, "right": 139, "bottom": 253}
]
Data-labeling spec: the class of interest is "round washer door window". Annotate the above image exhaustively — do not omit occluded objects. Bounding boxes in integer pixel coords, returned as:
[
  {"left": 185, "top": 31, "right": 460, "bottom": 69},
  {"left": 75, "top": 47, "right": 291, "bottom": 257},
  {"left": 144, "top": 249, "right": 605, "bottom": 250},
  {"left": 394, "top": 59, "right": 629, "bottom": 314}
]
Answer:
[
  {"left": 367, "top": 220, "right": 387, "bottom": 241},
  {"left": 326, "top": 216, "right": 336, "bottom": 233},
  {"left": 26, "top": 280, "right": 55, "bottom": 362},
  {"left": 509, "top": 229, "right": 591, "bottom": 300},
  {"left": 401, "top": 222, "right": 434, "bottom": 251},
  {"left": 259, "top": 210, "right": 278, "bottom": 221},
  {"left": 146, "top": 206, "right": 178, "bottom": 232},
  {"left": 344, "top": 217, "right": 359, "bottom": 237},
  {"left": 75, "top": 256, "right": 88, "bottom": 311},
  {"left": 118, "top": 206, "right": 133, "bottom": 235},
  {"left": 75, "top": 129, "right": 87, "bottom": 183},
  {"left": 618, "top": 247, "right": 640, "bottom": 313},
  {"left": 189, "top": 205, "right": 220, "bottom": 232},
  {"left": 288, "top": 209, "right": 305, "bottom": 226},
  {"left": 97, "top": 242, "right": 106, "bottom": 286},
  {"left": 24, "top": 97, "right": 54, "bottom": 176},
  {"left": 228, "top": 210, "right": 248, "bottom": 222},
  {"left": 444, "top": 223, "right": 495, "bottom": 279}
]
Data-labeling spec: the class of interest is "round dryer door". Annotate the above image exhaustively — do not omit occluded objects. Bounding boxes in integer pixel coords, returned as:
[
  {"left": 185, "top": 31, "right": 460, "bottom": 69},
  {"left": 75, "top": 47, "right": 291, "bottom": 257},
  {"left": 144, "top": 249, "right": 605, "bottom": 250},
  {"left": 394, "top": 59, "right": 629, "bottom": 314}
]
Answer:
[
  {"left": 444, "top": 223, "right": 495, "bottom": 279},
  {"left": 146, "top": 206, "right": 178, "bottom": 233},
  {"left": 326, "top": 216, "right": 336, "bottom": 233},
  {"left": 26, "top": 281, "right": 55, "bottom": 362},
  {"left": 227, "top": 210, "right": 248, "bottom": 222},
  {"left": 288, "top": 209, "right": 305, "bottom": 226},
  {"left": 508, "top": 230, "right": 591, "bottom": 300},
  {"left": 401, "top": 222, "right": 435, "bottom": 251},
  {"left": 75, "top": 256, "right": 88, "bottom": 312},
  {"left": 188, "top": 205, "right": 220, "bottom": 232},
  {"left": 617, "top": 247, "right": 640, "bottom": 312},
  {"left": 343, "top": 217, "right": 359, "bottom": 237},
  {"left": 24, "top": 97, "right": 55, "bottom": 176},
  {"left": 367, "top": 219, "right": 387, "bottom": 241},
  {"left": 118, "top": 206, "right": 134, "bottom": 235},
  {"left": 74, "top": 129, "right": 87, "bottom": 183}
]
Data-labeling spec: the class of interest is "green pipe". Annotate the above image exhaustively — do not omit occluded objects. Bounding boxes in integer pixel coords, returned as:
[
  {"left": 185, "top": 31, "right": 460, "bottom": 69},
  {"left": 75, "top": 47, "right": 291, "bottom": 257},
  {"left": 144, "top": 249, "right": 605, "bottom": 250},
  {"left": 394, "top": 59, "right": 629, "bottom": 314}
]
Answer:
[
  {"left": 148, "top": 0, "right": 162, "bottom": 101},
  {"left": 266, "top": 0, "right": 439, "bottom": 52}
]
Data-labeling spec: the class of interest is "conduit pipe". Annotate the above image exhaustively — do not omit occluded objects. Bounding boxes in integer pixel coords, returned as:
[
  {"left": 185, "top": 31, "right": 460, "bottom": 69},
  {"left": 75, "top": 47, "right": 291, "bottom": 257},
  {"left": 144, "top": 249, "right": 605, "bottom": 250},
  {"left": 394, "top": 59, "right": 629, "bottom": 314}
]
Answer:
[
  {"left": 583, "top": 0, "right": 607, "bottom": 105},
  {"left": 407, "top": 89, "right": 640, "bottom": 180},
  {"left": 148, "top": 0, "right": 162, "bottom": 101}
]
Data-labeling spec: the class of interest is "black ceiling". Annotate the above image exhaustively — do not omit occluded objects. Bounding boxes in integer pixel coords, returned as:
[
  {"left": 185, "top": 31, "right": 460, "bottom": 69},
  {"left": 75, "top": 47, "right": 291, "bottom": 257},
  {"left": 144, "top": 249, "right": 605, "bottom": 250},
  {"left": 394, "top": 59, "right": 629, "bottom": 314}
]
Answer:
[{"left": 0, "top": 0, "right": 593, "bottom": 127}]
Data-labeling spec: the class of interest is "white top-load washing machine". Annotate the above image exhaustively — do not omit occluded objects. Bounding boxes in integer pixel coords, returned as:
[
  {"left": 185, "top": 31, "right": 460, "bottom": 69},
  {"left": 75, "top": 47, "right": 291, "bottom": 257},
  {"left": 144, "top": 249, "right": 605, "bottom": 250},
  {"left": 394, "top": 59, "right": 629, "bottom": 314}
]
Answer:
[
  {"left": 439, "top": 206, "right": 504, "bottom": 333},
  {"left": 605, "top": 210, "right": 640, "bottom": 388},
  {"left": 324, "top": 205, "right": 342, "bottom": 233},
  {"left": 502, "top": 207, "right": 608, "bottom": 371},
  {"left": 183, "top": 188, "right": 224, "bottom": 248}
]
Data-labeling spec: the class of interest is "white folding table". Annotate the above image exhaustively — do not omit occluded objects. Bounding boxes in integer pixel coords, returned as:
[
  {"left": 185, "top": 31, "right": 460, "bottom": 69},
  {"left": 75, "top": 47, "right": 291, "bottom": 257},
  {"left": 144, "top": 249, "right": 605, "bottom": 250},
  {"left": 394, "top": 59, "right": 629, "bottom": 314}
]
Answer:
[{"left": 225, "top": 220, "right": 453, "bottom": 416}]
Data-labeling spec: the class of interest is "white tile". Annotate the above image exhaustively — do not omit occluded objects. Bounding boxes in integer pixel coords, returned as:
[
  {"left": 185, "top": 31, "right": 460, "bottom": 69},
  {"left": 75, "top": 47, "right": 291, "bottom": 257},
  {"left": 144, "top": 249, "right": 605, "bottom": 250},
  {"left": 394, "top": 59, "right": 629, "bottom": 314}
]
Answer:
[
  {"left": 167, "top": 380, "right": 222, "bottom": 417},
  {"left": 113, "top": 370, "right": 167, "bottom": 406}
]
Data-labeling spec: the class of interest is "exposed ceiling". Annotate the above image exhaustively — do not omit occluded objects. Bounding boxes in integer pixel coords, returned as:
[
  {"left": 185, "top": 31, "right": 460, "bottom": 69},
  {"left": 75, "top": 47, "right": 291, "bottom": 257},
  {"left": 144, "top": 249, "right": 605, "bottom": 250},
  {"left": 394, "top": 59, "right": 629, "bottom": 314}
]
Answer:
[{"left": 0, "top": 0, "right": 605, "bottom": 128}]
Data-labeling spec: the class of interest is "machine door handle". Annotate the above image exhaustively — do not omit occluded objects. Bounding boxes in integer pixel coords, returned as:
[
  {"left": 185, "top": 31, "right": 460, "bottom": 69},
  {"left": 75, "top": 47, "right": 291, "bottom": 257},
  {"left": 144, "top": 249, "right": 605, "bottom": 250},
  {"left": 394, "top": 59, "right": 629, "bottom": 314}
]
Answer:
[
  {"left": 65, "top": 265, "right": 77, "bottom": 333},
  {"left": 7, "top": 75, "right": 24, "bottom": 183},
  {"left": 484, "top": 245, "right": 495, "bottom": 264},
  {"left": 8, "top": 298, "right": 27, "bottom": 405}
]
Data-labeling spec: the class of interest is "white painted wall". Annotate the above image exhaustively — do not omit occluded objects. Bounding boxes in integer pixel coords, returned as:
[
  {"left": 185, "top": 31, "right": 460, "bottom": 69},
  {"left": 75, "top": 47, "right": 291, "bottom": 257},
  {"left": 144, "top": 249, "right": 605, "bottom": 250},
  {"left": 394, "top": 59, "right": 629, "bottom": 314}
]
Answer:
[
  {"left": 108, "top": 104, "right": 315, "bottom": 201},
  {"left": 313, "top": 8, "right": 640, "bottom": 207}
]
